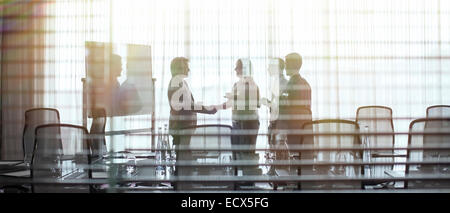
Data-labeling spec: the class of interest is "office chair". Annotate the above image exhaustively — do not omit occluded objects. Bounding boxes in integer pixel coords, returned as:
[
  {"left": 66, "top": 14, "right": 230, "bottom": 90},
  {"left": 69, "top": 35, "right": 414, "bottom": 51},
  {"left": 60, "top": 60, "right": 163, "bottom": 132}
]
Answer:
[
  {"left": 405, "top": 118, "right": 450, "bottom": 189},
  {"left": 176, "top": 125, "right": 235, "bottom": 191},
  {"left": 299, "top": 119, "right": 364, "bottom": 190},
  {"left": 356, "top": 106, "right": 403, "bottom": 188},
  {"left": 0, "top": 108, "right": 56, "bottom": 193},
  {"left": 31, "top": 124, "right": 92, "bottom": 193},
  {"left": 426, "top": 105, "right": 450, "bottom": 118},
  {"left": 267, "top": 106, "right": 312, "bottom": 190},
  {"left": 23, "top": 108, "right": 60, "bottom": 165},
  {"left": 281, "top": 106, "right": 313, "bottom": 150}
]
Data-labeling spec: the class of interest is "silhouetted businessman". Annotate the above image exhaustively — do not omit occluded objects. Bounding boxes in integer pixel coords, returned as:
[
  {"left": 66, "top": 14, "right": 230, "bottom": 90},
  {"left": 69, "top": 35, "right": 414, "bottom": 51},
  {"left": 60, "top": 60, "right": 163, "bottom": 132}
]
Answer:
[
  {"left": 167, "top": 57, "right": 216, "bottom": 187},
  {"left": 107, "top": 54, "right": 141, "bottom": 116},
  {"left": 262, "top": 58, "right": 289, "bottom": 175},
  {"left": 218, "top": 58, "right": 261, "bottom": 186},
  {"left": 262, "top": 57, "right": 289, "bottom": 138},
  {"left": 88, "top": 53, "right": 122, "bottom": 116},
  {"left": 281, "top": 53, "right": 312, "bottom": 148}
]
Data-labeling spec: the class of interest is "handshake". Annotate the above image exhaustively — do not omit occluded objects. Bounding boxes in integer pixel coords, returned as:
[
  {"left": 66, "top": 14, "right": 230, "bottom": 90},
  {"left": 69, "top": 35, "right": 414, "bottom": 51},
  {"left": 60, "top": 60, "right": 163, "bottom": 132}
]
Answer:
[
  {"left": 201, "top": 93, "right": 272, "bottom": 115},
  {"left": 203, "top": 104, "right": 223, "bottom": 115},
  {"left": 199, "top": 92, "right": 232, "bottom": 115},
  {"left": 200, "top": 93, "right": 233, "bottom": 115}
]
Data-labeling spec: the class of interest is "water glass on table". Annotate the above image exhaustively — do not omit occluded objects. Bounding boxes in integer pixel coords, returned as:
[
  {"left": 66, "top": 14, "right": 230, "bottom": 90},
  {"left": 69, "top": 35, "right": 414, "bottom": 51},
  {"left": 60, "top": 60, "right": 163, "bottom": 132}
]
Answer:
[
  {"left": 222, "top": 155, "right": 233, "bottom": 176},
  {"left": 126, "top": 154, "right": 137, "bottom": 175}
]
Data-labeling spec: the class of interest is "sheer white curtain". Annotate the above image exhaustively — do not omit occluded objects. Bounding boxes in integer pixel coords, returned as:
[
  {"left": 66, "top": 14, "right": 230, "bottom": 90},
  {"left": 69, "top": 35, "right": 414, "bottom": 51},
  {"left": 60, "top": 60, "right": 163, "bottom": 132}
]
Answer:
[
  {"left": 43, "top": 0, "right": 186, "bottom": 151},
  {"left": 1, "top": 1, "right": 46, "bottom": 160},
  {"left": 43, "top": 0, "right": 109, "bottom": 125},
  {"left": 109, "top": 0, "right": 186, "bottom": 150},
  {"left": 40, "top": 0, "right": 450, "bottom": 152}
]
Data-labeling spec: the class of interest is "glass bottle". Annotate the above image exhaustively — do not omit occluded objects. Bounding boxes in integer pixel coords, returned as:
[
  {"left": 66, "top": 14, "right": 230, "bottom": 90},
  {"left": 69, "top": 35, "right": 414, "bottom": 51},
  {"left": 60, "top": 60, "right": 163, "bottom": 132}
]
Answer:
[
  {"left": 363, "top": 125, "right": 371, "bottom": 176},
  {"left": 155, "top": 127, "right": 165, "bottom": 178}
]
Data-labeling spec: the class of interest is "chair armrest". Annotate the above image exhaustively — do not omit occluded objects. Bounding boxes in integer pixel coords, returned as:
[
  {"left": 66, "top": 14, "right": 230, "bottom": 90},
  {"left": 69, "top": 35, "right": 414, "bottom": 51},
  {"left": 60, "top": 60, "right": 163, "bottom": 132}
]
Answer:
[
  {"left": 371, "top": 152, "right": 407, "bottom": 158},
  {"left": 275, "top": 169, "right": 291, "bottom": 177},
  {"left": 384, "top": 169, "right": 404, "bottom": 178},
  {"left": 289, "top": 153, "right": 300, "bottom": 160},
  {"left": 60, "top": 155, "right": 75, "bottom": 161},
  {"left": 0, "top": 185, "right": 29, "bottom": 193}
]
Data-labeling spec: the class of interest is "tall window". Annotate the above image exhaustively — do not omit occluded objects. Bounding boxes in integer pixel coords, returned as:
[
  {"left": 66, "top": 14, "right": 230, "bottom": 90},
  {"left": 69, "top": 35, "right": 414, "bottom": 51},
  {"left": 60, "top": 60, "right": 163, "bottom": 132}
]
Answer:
[{"left": 42, "top": 0, "right": 450, "bottom": 151}]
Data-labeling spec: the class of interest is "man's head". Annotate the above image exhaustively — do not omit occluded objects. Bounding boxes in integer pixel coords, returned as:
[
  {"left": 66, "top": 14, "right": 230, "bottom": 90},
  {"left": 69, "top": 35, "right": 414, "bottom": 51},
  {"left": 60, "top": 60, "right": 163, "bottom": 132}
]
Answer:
[
  {"left": 235, "top": 59, "right": 243, "bottom": 76},
  {"left": 170, "top": 57, "right": 189, "bottom": 77},
  {"left": 285, "top": 52, "right": 302, "bottom": 76},
  {"left": 276, "top": 58, "right": 285, "bottom": 76},
  {"left": 110, "top": 54, "right": 122, "bottom": 79},
  {"left": 235, "top": 58, "right": 252, "bottom": 77}
]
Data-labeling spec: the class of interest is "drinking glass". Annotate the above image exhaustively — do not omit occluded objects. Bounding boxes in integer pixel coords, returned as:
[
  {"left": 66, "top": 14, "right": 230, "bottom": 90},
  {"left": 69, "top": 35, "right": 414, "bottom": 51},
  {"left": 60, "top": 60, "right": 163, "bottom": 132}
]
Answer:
[
  {"left": 222, "top": 155, "right": 233, "bottom": 176},
  {"left": 362, "top": 125, "right": 372, "bottom": 177},
  {"left": 51, "top": 155, "right": 62, "bottom": 178},
  {"left": 126, "top": 155, "right": 136, "bottom": 175}
]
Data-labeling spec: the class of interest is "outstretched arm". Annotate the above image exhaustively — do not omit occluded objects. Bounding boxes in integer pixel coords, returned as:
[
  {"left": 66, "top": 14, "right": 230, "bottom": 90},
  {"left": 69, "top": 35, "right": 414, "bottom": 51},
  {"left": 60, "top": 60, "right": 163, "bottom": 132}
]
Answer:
[
  {"left": 192, "top": 103, "right": 217, "bottom": 114},
  {"left": 215, "top": 92, "right": 234, "bottom": 111}
]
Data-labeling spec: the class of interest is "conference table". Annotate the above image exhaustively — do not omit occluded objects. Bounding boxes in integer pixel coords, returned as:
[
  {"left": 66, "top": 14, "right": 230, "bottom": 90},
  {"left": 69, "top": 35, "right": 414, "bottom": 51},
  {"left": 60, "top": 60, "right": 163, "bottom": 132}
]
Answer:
[
  {"left": 0, "top": 129, "right": 240, "bottom": 192},
  {"left": 0, "top": 147, "right": 404, "bottom": 192},
  {"left": 0, "top": 129, "right": 417, "bottom": 192},
  {"left": 0, "top": 151, "right": 236, "bottom": 192}
]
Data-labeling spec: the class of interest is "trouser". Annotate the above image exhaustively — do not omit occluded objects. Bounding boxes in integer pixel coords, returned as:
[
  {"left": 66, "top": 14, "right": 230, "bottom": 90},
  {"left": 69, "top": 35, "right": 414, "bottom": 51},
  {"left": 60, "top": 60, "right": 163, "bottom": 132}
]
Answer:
[
  {"left": 232, "top": 120, "right": 260, "bottom": 186},
  {"left": 172, "top": 132, "right": 195, "bottom": 190},
  {"left": 268, "top": 120, "right": 290, "bottom": 175},
  {"left": 268, "top": 121, "right": 277, "bottom": 146},
  {"left": 267, "top": 121, "right": 277, "bottom": 175}
]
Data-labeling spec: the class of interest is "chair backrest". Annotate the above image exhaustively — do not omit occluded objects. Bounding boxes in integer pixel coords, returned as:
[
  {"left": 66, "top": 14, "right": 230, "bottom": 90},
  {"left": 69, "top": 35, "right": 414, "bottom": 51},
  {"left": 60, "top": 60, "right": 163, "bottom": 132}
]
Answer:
[
  {"left": 406, "top": 118, "right": 450, "bottom": 189},
  {"left": 89, "top": 108, "right": 107, "bottom": 159},
  {"left": 23, "top": 108, "right": 60, "bottom": 164},
  {"left": 31, "top": 124, "right": 92, "bottom": 193},
  {"left": 277, "top": 106, "right": 312, "bottom": 149},
  {"left": 179, "top": 125, "right": 232, "bottom": 154},
  {"left": 177, "top": 125, "right": 233, "bottom": 190},
  {"left": 426, "top": 105, "right": 450, "bottom": 119},
  {"left": 356, "top": 106, "right": 395, "bottom": 178},
  {"left": 300, "top": 119, "right": 363, "bottom": 190},
  {"left": 356, "top": 106, "right": 394, "bottom": 149}
]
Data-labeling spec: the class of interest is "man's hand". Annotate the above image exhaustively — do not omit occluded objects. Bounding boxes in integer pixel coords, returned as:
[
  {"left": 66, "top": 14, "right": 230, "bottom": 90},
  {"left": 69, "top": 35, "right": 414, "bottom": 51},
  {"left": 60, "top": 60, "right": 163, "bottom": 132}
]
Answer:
[
  {"left": 224, "top": 92, "right": 234, "bottom": 99},
  {"left": 261, "top": 97, "right": 271, "bottom": 106},
  {"left": 212, "top": 104, "right": 225, "bottom": 111},
  {"left": 204, "top": 105, "right": 218, "bottom": 114},
  {"left": 207, "top": 107, "right": 217, "bottom": 114}
]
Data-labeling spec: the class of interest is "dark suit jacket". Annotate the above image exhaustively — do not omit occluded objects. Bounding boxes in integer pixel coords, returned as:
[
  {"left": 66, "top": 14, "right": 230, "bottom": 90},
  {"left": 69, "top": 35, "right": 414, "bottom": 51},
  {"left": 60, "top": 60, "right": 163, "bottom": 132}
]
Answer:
[
  {"left": 167, "top": 76, "right": 211, "bottom": 139},
  {"left": 279, "top": 73, "right": 312, "bottom": 146},
  {"left": 284, "top": 73, "right": 311, "bottom": 109}
]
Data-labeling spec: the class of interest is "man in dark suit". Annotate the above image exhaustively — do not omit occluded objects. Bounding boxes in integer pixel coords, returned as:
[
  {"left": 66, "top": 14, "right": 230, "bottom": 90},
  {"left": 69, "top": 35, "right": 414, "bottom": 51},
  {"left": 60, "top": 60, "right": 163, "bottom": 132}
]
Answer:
[
  {"left": 167, "top": 57, "right": 216, "bottom": 188},
  {"left": 280, "top": 52, "right": 312, "bottom": 151},
  {"left": 168, "top": 57, "right": 217, "bottom": 136},
  {"left": 284, "top": 53, "right": 311, "bottom": 110}
]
